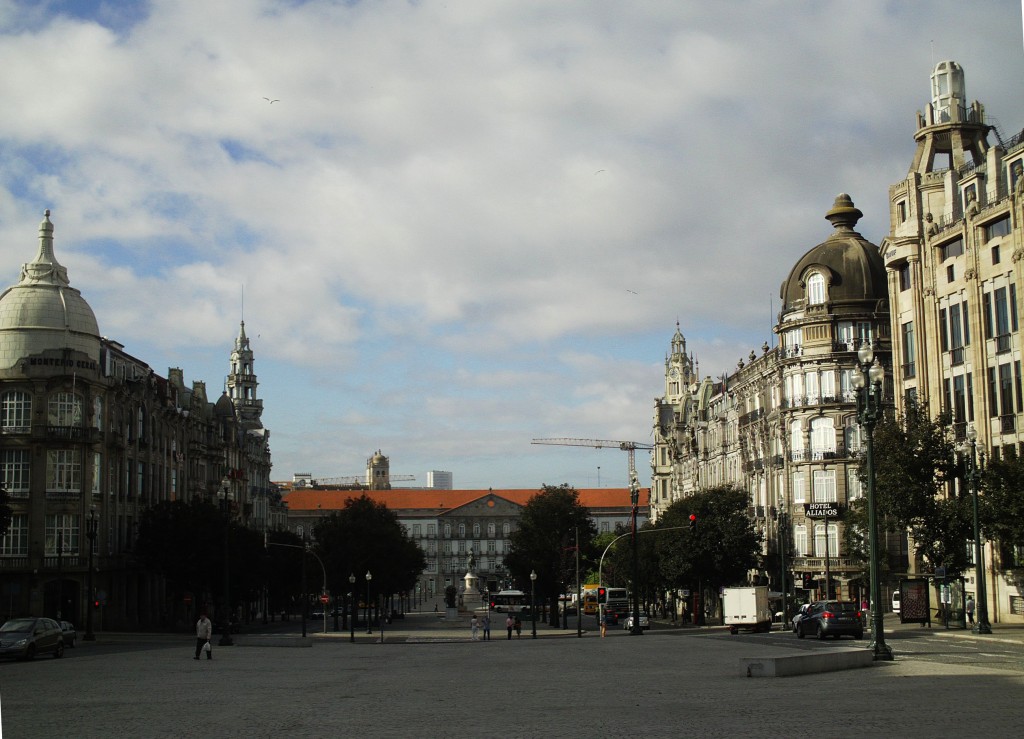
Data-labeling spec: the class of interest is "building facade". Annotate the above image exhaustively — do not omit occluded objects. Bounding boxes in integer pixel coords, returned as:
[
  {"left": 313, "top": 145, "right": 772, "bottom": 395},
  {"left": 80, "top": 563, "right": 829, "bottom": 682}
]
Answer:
[
  {"left": 283, "top": 486, "right": 649, "bottom": 598},
  {"left": 885, "top": 61, "right": 1024, "bottom": 622},
  {"left": 0, "top": 211, "right": 275, "bottom": 629},
  {"left": 652, "top": 195, "right": 894, "bottom": 602}
]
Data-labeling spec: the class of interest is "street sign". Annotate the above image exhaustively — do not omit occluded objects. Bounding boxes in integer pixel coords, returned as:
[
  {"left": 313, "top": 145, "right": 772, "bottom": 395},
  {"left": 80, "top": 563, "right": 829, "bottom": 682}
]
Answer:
[
  {"left": 319, "top": 594, "right": 330, "bottom": 604},
  {"left": 803, "top": 502, "right": 841, "bottom": 518}
]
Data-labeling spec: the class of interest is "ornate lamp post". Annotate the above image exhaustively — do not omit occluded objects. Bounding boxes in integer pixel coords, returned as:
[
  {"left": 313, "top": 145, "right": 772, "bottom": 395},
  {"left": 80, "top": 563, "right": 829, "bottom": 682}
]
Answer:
[
  {"left": 219, "top": 478, "right": 234, "bottom": 647},
  {"left": 530, "top": 570, "right": 537, "bottom": 639},
  {"left": 961, "top": 424, "right": 993, "bottom": 634},
  {"left": 852, "top": 344, "right": 893, "bottom": 660},
  {"left": 365, "top": 571, "right": 373, "bottom": 634},
  {"left": 349, "top": 573, "right": 356, "bottom": 642},
  {"left": 84, "top": 505, "right": 98, "bottom": 641},
  {"left": 629, "top": 471, "right": 643, "bottom": 635}
]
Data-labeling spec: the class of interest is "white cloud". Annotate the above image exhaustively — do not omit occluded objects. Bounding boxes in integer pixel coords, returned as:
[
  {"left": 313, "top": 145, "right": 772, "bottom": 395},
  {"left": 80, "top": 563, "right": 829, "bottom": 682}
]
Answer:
[{"left": 1, "top": 0, "right": 1022, "bottom": 487}]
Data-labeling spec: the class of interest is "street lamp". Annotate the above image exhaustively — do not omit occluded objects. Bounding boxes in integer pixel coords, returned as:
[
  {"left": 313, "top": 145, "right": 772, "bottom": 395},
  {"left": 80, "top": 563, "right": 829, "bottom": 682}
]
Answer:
[
  {"left": 629, "top": 471, "right": 643, "bottom": 636},
  {"left": 365, "top": 571, "right": 373, "bottom": 634},
  {"left": 219, "top": 478, "right": 234, "bottom": 647},
  {"left": 852, "top": 344, "right": 893, "bottom": 661},
  {"left": 530, "top": 570, "right": 537, "bottom": 639},
  {"left": 84, "top": 505, "right": 97, "bottom": 641},
  {"left": 961, "top": 424, "right": 993, "bottom": 634},
  {"left": 349, "top": 573, "right": 356, "bottom": 642}
]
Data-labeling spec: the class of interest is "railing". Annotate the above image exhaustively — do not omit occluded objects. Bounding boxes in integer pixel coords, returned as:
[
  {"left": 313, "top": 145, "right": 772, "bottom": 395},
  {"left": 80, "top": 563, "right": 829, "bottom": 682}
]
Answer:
[
  {"left": 46, "top": 426, "right": 99, "bottom": 442},
  {"left": 0, "top": 557, "right": 29, "bottom": 569},
  {"left": 45, "top": 489, "right": 81, "bottom": 500},
  {"left": 43, "top": 555, "right": 83, "bottom": 568},
  {"left": 792, "top": 557, "right": 862, "bottom": 570},
  {"left": 1, "top": 425, "right": 30, "bottom": 435}
]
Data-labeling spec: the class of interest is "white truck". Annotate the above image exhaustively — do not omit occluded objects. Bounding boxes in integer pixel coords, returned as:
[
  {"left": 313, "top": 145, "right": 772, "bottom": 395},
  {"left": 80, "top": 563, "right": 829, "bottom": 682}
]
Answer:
[{"left": 722, "top": 586, "right": 772, "bottom": 634}]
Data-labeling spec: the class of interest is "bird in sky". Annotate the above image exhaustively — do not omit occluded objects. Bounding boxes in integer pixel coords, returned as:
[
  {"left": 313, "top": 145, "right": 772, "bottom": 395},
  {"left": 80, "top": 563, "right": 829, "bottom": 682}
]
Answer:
[
  {"left": 626, "top": 289, "right": 638, "bottom": 295},
  {"left": 595, "top": 169, "right": 606, "bottom": 174},
  {"left": 263, "top": 97, "right": 280, "bottom": 104}
]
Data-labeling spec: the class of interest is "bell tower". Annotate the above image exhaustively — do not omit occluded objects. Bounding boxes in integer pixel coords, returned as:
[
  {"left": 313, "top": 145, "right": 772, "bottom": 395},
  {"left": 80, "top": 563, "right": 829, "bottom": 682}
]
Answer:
[{"left": 226, "top": 320, "right": 263, "bottom": 429}]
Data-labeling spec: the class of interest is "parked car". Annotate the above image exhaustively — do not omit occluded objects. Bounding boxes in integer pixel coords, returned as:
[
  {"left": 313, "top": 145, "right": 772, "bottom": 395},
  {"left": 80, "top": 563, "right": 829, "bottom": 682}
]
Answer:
[
  {"left": 791, "top": 602, "right": 818, "bottom": 633},
  {"left": 0, "top": 617, "right": 65, "bottom": 660},
  {"left": 59, "top": 621, "right": 77, "bottom": 648},
  {"left": 622, "top": 615, "right": 650, "bottom": 630},
  {"left": 795, "top": 601, "right": 864, "bottom": 640}
]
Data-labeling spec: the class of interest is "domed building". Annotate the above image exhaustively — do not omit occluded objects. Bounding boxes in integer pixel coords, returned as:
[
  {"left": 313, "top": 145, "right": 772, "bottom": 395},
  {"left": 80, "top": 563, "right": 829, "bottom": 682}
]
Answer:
[
  {"left": 651, "top": 194, "right": 892, "bottom": 615},
  {"left": 0, "top": 211, "right": 276, "bottom": 630}
]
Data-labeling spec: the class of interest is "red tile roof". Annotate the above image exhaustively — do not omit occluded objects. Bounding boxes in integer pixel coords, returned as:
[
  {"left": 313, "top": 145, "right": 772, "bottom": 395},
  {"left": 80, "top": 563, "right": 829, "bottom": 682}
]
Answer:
[{"left": 282, "top": 487, "right": 650, "bottom": 513}]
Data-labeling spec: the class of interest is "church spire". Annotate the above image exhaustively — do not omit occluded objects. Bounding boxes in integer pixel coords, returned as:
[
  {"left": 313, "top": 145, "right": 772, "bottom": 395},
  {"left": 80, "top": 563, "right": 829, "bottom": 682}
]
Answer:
[{"left": 227, "top": 320, "right": 263, "bottom": 429}]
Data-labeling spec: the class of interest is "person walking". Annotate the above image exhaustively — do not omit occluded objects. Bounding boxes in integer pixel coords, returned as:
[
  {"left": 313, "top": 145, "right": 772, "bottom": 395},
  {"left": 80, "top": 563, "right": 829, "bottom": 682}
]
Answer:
[
  {"left": 482, "top": 613, "right": 491, "bottom": 641},
  {"left": 506, "top": 615, "right": 514, "bottom": 640},
  {"left": 966, "top": 596, "right": 976, "bottom": 625},
  {"left": 194, "top": 610, "right": 213, "bottom": 661},
  {"left": 470, "top": 614, "right": 480, "bottom": 640},
  {"left": 514, "top": 616, "right": 522, "bottom": 639}
]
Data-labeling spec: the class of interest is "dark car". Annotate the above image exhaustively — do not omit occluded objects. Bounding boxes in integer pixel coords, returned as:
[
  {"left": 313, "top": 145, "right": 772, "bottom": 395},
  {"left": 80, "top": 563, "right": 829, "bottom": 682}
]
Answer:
[
  {"left": 59, "top": 620, "right": 77, "bottom": 648},
  {"left": 795, "top": 601, "right": 864, "bottom": 640},
  {"left": 791, "top": 602, "right": 822, "bottom": 633},
  {"left": 0, "top": 617, "right": 65, "bottom": 660}
]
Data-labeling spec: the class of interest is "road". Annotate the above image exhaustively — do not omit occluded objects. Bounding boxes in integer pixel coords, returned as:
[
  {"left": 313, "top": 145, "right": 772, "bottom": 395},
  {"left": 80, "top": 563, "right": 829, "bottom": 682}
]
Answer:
[{"left": 1, "top": 613, "right": 1021, "bottom": 738}]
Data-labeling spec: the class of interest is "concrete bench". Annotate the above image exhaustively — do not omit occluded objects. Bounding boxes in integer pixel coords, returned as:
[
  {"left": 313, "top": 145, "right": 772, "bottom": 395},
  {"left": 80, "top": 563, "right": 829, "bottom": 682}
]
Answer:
[{"left": 741, "top": 648, "right": 874, "bottom": 677}]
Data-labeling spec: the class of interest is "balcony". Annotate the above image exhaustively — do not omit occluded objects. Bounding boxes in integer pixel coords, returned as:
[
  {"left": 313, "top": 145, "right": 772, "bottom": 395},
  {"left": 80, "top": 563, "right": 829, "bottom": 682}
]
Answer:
[{"left": 46, "top": 426, "right": 100, "bottom": 443}]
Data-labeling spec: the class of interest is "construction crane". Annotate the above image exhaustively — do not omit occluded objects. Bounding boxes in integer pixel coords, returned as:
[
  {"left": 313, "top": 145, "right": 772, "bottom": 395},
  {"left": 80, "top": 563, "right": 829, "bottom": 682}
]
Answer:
[
  {"left": 530, "top": 438, "right": 653, "bottom": 485},
  {"left": 314, "top": 474, "right": 416, "bottom": 486}
]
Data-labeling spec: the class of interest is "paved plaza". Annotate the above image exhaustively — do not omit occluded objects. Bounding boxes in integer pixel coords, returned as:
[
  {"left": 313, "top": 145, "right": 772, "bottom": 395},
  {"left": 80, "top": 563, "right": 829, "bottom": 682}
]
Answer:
[{"left": 1, "top": 610, "right": 1022, "bottom": 738}]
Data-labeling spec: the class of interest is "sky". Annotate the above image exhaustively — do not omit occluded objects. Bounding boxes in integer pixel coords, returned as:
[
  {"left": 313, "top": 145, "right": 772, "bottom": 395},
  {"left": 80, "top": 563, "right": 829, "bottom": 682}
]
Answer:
[{"left": 0, "top": 1, "right": 1022, "bottom": 490}]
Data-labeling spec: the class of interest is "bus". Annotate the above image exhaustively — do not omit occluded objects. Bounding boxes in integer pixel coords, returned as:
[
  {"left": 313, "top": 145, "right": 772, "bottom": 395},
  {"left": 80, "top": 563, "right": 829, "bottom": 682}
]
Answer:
[
  {"left": 489, "top": 590, "right": 528, "bottom": 613},
  {"left": 582, "top": 584, "right": 600, "bottom": 616}
]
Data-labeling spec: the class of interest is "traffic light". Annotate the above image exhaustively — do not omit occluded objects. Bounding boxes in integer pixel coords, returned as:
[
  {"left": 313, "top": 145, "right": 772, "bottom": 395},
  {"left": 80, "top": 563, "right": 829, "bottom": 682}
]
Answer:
[
  {"left": 597, "top": 587, "right": 607, "bottom": 604},
  {"left": 688, "top": 514, "right": 697, "bottom": 531},
  {"left": 93, "top": 599, "right": 100, "bottom": 608},
  {"left": 802, "top": 573, "right": 814, "bottom": 589}
]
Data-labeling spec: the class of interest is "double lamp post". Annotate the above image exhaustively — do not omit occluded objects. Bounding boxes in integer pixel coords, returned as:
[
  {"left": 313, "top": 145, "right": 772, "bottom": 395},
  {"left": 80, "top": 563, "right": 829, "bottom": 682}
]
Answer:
[{"left": 960, "top": 424, "right": 992, "bottom": 634}]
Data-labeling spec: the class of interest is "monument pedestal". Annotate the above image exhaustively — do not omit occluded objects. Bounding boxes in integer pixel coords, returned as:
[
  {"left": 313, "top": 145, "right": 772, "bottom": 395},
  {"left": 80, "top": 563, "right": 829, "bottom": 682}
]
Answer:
[{"left": 462, "top": 571, "right": 484, "bottom": 612}]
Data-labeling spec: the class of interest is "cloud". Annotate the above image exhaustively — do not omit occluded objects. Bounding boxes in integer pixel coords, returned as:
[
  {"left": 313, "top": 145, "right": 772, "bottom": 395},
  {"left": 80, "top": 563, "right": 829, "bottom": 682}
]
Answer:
[{"left": 0, "top": 0, "right": 1021, "bottom": 487}]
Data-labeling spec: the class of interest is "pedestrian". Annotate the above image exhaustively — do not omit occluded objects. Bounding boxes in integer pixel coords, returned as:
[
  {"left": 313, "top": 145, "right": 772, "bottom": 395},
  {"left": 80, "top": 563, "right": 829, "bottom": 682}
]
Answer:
[
  {"left": 966, "top": 596, "right": 976, "bottom": 625},
  {"left": 506, "top": 615, "right": 514, "bottom": 640},
  {"left": 194, "top": 610, "right": 213, "bottom": 661},
  {"left": 470, "top": 614, "right": 480, "bottom": 640},
  {"left": 482, "top": 613, "right": 491, "bottom": 641},
  {"left": 433, "top": 603, "right": 438, "bottom": 613},
  {"left": 514, "top": 616, "right": 522, "bottom": 639}
]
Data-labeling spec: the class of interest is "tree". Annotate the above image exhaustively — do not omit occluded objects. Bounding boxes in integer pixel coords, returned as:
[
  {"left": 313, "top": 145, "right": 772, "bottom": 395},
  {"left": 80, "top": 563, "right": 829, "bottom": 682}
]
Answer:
[
  {"left": 849, "top": 401, "right": 970, "bottom": 572},
  {"left": 979, "top": 456, "right": 1024, "bottom": 558},
  {"left": 654, "top": 487, "right": 759, "bottom": 604},
  {"left": 136, "top": 498, "right": 224, "bottom": 600},
  {"left": 504, "top": 484, "right": 598, "bottom": 626},
  {"left": 311, "top": 494, "right": 425, "bottom": 610}
]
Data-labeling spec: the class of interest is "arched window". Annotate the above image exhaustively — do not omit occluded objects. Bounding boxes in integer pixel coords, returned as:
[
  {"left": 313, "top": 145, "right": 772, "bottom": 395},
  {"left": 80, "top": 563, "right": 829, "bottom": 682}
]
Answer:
[
  {"left": 472, "top": 523, "right": 480, "bottom": 538},
  {"left": 810, "top": 417, "right": 836, "bottom": 459},
  {"left": 443, "top": 523, "right": 451, "bottom": 538},
  {"left": 502, "top": 522, "right": 511, "bottom": 537},
  {"left": 807, "top": 272, "right": 826, "bottom": 305},
  {"left": 789, "top": 420, "right": 804, "bottom": 456},
  {"left": 487, "top": 522, "right": 496, "bottom": 538},
  {"left": 458, "top": 523, "right": 466, "bottom": 538}
]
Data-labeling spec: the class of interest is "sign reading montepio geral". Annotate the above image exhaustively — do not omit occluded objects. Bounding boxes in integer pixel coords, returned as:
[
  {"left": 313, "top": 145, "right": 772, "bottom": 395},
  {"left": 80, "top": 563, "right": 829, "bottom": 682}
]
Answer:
[{"left": 803, "top": 502, "right": 842, "bottom": 518}]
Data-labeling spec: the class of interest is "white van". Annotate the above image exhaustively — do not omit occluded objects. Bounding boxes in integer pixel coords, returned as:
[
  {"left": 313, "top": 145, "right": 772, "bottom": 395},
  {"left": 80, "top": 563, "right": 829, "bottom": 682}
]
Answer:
[{"left": 891, "top": 590, "right": 901, "bottom": 613}]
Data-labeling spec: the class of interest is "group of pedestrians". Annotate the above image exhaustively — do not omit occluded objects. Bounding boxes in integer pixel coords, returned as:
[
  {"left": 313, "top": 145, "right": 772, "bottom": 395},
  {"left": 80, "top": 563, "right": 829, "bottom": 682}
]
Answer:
[{"left": 470, "top": 612, "right": 524, "bottom": 640}]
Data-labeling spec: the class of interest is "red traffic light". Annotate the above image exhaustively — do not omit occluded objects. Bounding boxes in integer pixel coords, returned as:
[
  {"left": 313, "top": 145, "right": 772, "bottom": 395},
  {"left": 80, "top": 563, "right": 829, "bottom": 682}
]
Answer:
[{"left": 688, "top": 514, "right": 697, "bottom": 530}]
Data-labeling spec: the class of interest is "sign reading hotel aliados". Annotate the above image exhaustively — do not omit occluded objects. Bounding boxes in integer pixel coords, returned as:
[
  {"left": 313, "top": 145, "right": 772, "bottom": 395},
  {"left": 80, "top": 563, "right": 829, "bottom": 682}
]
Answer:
[{"left": 803, "top": 502, "right": 842, "bottom": 519}]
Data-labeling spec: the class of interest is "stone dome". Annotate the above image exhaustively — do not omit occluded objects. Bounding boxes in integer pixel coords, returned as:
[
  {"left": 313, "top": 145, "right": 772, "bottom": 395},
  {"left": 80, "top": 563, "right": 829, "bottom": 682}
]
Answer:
[
  {"left": 779, "top": 194, "right": 888, "bottom": 312},
  {"left": 0, "top": 211, "right": 100, "bottom": 370}
]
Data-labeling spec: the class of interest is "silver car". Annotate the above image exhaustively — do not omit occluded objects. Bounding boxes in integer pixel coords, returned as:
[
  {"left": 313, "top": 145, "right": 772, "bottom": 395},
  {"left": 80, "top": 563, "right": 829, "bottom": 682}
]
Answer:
[{"left": 0, "top": 617, "right": 65, "bottom": 660}]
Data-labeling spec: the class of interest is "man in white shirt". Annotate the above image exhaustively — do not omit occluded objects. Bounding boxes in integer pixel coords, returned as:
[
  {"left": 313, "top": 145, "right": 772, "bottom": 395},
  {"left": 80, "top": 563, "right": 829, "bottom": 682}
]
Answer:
[{"left": 195, "top": 611, "right": 213, "bottom": 660}]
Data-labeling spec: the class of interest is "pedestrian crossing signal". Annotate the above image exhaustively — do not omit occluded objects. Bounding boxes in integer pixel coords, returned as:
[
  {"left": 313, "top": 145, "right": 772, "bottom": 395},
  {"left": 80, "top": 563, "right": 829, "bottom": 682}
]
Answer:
[
  {"left": 597, "top": 587, "right": 607, "bottom": 604},
  {"left": 688, "top": 514, "right": 697, "bottom": 531}
]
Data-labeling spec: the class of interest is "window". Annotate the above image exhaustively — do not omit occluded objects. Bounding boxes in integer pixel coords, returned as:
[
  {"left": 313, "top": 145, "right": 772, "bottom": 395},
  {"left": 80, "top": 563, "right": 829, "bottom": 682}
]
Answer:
[
  {"left": 794, "top": 524, "right": 807, "bottom": 556},
  {"left": 1, "top": 391, "right": 31, "bottom": 432},
  {"left": 1000, "top": 363, "right": 1014, "bottom": 418},
  {"left": 902, "top": 321, "right": 916, "bottom": 378},
  {"left": 805, "top": 371, "right": 819, "bottom": 403},
  {"left": 952, "top": 375, "right": 967, "bottom": 423},
  {"left": 992, "top": 245, "right": 1001, "bottom": 265},
  {"left": 412, "top": 524, "right": 421, "bottom": 538},
  {"left": 790, "top": 421, "right": 804, "bottom": 456},
  {"left": 0, "top": 514, "right": 27, "bottom": 556},
  {"left": 810, "top": 418, "right": 835, "bottom": 459},
  {"left": 940, "top": 237, "right": 964, "bottom": 261},
  {"left": 947, "top": 265, "right": 955, "bottom": 283},
  {"left": 472, "top": 523, "right": 480, "bottom": 538},
  {"left": 1, "top": 449, "right": 30, "bottom": 495},
  {"left": 48, "top": 392, "right": 83, "bottom": 427},
  {"left": 46, "top": 449, "right": 81, "bottom": 493},
  {"left": 502, "top": 522, "right": 511, "bottom": 536},
  {"left": 985, "top": 216, "right": 1011, "bottom": 241},
  {"left": 847, "top": 467, "right": 863, "bottom": 501},
  {"left": 487, "top": 522, "right": 495, "bottom": 538},
  {"left": 814, "top": 523, "right": 839, "bottom": 557},
  {"left": 458, "top": 523, "right": 466, "bottom": 538},
  {"left": 995, "top": 287, "right": 1011, "bottom": 342},
  {"left": 896, "top": 201, "right": 907, "bottom": 223},
  {"left": 792, "top": 473, "right": 806, "bottom": 504},
  {"left": 898, "top": 263, "right": 911, "bottom": 291},
  {"left": 812, "top": 470, "right": 836, "bottom": 502},
  {"left": 45, "top": 513, "right": 79, "bottom": 555},
  {"left": 807, "top": 272, "right": 826, "bottom": 305},
  {"left": 427, "top": 524, "right": 436, "bottom": 538},
  {"left": 443, "top": 524, "right": 451, "bottom": 538},
  {"left": 844, "top": 418, "right": 862, "bottom": 453}
]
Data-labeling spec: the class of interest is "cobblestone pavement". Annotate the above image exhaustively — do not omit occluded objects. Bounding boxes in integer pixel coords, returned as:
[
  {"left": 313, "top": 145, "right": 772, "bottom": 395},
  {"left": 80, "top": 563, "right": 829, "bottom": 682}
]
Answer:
[{"left": 1, "top": 611, "right": 1022, "bottom": 738}]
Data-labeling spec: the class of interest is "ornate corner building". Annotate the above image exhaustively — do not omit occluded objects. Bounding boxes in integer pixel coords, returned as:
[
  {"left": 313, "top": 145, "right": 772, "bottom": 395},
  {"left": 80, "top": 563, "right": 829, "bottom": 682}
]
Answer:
[
  {"left": 652, "top": 195, "right": 893, "bottom": 601},
  {"left": 0, "top": 212, "right": 276, "bottom": 629},
  {"left": 652, "top": 61, "right": 1024, "bottom": 623},
  {"left": 885, "top": 61, "right": 1024, "bottom": 620}
]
